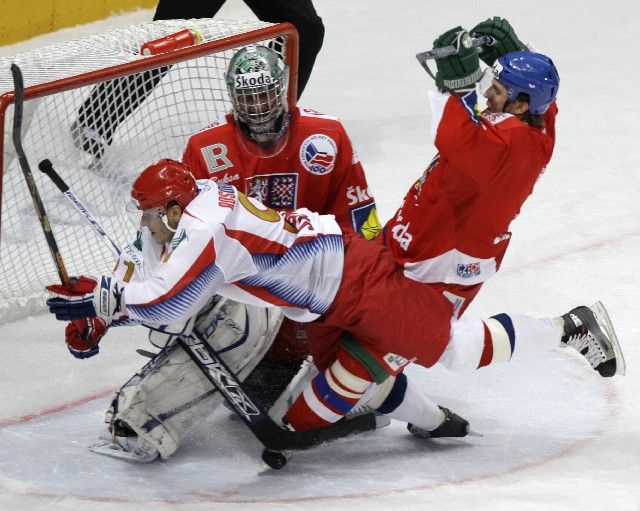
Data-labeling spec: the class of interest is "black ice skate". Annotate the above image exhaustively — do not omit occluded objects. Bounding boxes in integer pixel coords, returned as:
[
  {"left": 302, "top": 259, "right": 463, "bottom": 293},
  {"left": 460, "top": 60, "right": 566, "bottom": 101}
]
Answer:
[
  {"left": 407, "top": 406, "right": 469, "bottom": 439},
  {"left": 560, "top": 301, "right": 626, "bottom": 377}
]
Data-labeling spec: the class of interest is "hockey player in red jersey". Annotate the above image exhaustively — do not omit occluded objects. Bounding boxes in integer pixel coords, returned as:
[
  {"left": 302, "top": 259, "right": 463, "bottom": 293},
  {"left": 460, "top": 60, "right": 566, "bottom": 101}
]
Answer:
[
  {"left": 183, "top": 45, "right": 378, "bottom": 240},
  {"left": 381, "top": 18, "right": 558, "bottom": 319}
]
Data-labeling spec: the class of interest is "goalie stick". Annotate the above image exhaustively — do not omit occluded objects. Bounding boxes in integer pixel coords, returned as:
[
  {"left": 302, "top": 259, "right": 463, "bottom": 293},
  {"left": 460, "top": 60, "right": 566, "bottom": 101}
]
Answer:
[
  {"left": 10, "top": 64, "right": 69, "bottom": 284},
  {"left": 178, "top": 332, "right": 384, "bottom": 468},
  {"left": 38, "top": 161, "right": 385, "bottom": 466}
]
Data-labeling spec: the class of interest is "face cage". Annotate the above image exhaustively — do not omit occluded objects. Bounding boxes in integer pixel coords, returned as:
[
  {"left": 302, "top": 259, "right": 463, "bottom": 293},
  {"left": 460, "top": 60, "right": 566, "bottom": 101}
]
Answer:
[{"left": 230, "top": 82, "right": 286, "bottom": 141}]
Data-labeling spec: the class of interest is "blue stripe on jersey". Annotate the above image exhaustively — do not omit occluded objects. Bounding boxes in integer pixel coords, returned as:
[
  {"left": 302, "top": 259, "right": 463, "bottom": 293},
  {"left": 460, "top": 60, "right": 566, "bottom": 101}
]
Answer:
[
  {"left": 313, "top": 371, "right": 357, "bottom": 414},
  {"left": 128, "top": 263, "right": 223, "bottom": 323},
  {"left": 376, "top": 373, "right": 408, "bottom": 414},
  {"left": 241, "top": 234, "right": 343, "bottom": 314},
  {"left": 251, "top": 234, "right": 343, "bottom": 272}
]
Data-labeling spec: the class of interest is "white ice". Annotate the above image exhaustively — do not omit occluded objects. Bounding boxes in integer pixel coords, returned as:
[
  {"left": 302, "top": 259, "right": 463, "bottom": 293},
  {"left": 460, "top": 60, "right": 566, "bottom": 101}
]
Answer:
[{"left": 0, "top": 1, "right": 639, "bottom": 510}]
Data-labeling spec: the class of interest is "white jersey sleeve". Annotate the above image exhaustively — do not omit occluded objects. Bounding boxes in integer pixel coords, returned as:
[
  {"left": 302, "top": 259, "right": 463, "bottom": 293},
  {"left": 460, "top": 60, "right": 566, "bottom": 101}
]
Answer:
[{"left": 122, "top": 180, "right": 344, "bottom": 325}]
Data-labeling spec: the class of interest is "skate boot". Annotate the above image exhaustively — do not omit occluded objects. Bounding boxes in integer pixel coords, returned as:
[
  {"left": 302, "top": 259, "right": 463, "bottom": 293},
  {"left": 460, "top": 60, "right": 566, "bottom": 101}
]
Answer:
[
  {"left": 407, "top": 406, "right": 469, "bottom": 439},
  {"left": 560, "top": 301, "right": 626, "bottom": 377}
]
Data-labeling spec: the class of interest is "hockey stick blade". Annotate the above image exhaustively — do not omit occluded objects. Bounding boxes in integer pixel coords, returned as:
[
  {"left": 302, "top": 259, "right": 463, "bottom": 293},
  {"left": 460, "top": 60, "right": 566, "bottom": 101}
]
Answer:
[
  {"left": 10, "top": 64, "right": 69, "bottom": 284},
  {"left": 178, "top": 333, "right": 380, "bottom": 452}
]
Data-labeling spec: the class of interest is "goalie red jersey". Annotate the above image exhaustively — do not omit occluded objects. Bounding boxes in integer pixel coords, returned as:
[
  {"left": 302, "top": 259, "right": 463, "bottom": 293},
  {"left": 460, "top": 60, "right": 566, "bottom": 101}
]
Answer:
[
  {"left": 381, "top": 91, "right": 558, "bottom": 316},
  {"left": 182, "top": 106, "right": 380, "bottom": 240}
]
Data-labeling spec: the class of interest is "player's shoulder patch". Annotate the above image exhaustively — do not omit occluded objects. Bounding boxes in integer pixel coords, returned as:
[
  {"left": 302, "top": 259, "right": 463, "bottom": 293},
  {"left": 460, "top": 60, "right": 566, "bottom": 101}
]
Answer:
[{"left": 299, "top": 134, "right": 338, "bottom": 175}]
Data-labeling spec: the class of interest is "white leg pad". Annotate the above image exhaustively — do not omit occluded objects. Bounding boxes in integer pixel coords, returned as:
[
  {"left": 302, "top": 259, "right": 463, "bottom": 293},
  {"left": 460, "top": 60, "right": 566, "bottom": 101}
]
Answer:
[{"left": 103, "top": 297, "right": 283, "bottom": 459}]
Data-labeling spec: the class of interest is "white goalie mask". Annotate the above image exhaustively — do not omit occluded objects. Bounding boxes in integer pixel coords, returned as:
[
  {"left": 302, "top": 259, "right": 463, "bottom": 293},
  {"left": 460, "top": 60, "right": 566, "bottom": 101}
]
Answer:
[{"left": 225, "top": 45, "right": 290, "bottom": 157}]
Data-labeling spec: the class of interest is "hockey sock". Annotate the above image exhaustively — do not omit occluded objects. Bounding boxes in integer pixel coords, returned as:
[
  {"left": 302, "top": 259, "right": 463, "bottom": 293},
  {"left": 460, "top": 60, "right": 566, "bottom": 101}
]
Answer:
[
  {"left": 370, "top": 373, "right": 445, "bottom": 431},
  {"left": 478, "top": 313, "right": 562, "bottom": 367},
  {"left": 284, "top": 346, "right": 374, "bottom": 431}
]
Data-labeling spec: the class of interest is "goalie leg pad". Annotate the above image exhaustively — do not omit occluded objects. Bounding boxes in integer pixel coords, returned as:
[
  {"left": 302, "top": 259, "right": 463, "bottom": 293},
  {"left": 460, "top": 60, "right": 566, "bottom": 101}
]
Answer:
[{"left": 98, "top": 297, "right": 283, "bottom": 459}]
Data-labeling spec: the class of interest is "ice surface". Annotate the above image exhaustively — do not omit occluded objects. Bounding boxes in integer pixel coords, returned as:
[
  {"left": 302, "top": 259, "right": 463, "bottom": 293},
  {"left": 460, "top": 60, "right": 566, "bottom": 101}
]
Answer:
[{"left": 1, "top": 0, "right": 639, "bottom": 509}]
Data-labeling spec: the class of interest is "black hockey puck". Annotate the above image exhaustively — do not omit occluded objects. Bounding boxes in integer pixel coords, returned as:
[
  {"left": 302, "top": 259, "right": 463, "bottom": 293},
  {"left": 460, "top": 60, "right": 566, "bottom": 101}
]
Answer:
[{"left": 261, "top": 448, "right": 291, "bottom": 469}]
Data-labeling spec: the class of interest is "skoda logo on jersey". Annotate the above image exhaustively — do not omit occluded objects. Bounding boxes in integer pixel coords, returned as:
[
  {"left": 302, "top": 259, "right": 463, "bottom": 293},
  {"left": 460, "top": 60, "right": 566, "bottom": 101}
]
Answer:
[{"left": 299, "top": 134, "right": 337, "bottom": 175}]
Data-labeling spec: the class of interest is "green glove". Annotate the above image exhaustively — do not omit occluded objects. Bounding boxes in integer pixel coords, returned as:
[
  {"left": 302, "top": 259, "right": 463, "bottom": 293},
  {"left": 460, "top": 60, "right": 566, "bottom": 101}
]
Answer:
[
  {"left": 433, "top": 27, "right": 482, "bottom": 91},
  {"left": 471, "top": 17, "right": 528, "bottom": 66}
]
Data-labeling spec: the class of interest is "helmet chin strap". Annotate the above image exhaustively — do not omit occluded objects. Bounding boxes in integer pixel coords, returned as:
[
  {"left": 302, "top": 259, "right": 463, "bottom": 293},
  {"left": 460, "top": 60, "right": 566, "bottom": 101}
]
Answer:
[{"left": 162, "top": 213, "right": 176, "bottom": 233}]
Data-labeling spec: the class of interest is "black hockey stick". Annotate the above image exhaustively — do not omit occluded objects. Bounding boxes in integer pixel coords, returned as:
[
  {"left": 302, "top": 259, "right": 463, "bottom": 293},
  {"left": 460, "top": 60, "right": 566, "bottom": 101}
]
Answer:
[
  {"left": 10, "top": 63, "right": 69, "bottom": 284},
  {"left": 178, "top": 332, "right": 383, "bottom": 468},
  {"left": 38, "top": 159, "right": 121, "bottom": 258}
]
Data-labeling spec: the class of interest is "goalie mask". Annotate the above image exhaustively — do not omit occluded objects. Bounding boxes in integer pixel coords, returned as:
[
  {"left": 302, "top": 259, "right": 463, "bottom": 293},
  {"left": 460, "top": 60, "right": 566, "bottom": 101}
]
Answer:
[{"left": 225, "top": 45, "right": 290, "bottom": 157}]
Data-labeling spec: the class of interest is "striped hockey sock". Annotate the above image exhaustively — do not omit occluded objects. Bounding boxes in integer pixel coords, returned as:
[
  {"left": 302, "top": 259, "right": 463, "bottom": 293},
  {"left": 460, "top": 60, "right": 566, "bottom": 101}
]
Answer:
[
  {"left": 478, "top": 313, "right": 516, "bottom": 368},
  {"left": 284, "top": 347, "right": 374, "bottom": 431}
]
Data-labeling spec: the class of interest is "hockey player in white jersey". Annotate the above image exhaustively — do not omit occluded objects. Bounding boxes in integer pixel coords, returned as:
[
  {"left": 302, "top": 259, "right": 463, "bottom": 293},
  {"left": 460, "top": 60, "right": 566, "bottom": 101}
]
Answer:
[
  {"left": 46, "top": 159, "right": 625, "bottom": 455},
  {"left": 59, "top": 162, "right": 284, "bottom": 462}
]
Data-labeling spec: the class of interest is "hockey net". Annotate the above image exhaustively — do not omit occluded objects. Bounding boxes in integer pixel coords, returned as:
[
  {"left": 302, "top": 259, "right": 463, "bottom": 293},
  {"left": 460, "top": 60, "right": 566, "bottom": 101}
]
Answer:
[{"left": 0, "top": 19, "right": 298, "bottom": 323}]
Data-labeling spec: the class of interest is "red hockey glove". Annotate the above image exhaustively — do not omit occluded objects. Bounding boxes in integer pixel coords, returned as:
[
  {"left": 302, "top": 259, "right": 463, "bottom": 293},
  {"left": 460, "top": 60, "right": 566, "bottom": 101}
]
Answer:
[
  {"left": 46, "top": 275, "right": 124, "bottom": 322},
  {"left": 65, "top": 317, "right": 108, "bottom": 359}
]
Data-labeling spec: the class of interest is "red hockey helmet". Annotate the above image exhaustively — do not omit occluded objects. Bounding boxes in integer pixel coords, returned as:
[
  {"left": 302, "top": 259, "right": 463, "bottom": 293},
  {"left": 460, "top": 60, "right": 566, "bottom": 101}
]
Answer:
[{"left": 131, "top": 159, "right": 198, "bottom": 211}]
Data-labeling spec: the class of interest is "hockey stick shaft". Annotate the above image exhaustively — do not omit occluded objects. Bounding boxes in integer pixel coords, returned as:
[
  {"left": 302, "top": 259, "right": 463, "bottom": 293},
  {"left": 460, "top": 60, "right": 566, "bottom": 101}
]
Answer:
[
  {"left": 10, "top": 63, "right": 69, "bottom": 285},
  {"left": 38, "top": 159, "right": 121, "bottom": 258},
  {"left": 416, "top": 35, "right": 495, "bottom": 63}
]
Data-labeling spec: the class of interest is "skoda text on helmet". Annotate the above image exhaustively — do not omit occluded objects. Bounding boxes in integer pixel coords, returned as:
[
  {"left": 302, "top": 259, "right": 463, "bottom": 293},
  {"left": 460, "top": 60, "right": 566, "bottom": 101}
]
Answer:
[
  {"left": 492, "top": 51, "right": 560, "bottom": 115},
  {"left": 225, "top": 45, "right": 290, "bottom": 155},
  {"left": 131, "top": 159, "right": 198, "bottom": 211}
]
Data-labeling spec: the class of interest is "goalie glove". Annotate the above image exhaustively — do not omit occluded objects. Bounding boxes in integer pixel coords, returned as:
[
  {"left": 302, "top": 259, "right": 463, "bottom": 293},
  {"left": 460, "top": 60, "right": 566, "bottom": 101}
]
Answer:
[
  {"left": 65, "top": 317, "right": 108, "bottom": 359},
  {"left": 46, "top": 275, "right": 125, "bottom": 323}
]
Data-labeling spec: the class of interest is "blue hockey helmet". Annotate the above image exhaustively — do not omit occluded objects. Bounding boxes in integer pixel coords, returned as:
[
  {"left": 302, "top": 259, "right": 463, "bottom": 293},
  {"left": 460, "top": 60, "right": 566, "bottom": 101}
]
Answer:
[{"left": 492, "top": 51, "right": 560, "bottom": 114}]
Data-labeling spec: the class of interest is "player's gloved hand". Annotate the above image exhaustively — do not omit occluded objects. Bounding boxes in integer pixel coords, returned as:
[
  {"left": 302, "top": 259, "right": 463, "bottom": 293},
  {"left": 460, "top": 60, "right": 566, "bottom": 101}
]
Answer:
[
  {"left": 46, "top": 275, "right": 125, "bottom": 322},
  {"left": 433, "top": 27, "right": 482, "bottom": 91},
  {"left": 65, "top": 317, "right": 108, "bottom": 359},
  {"left": 470, "top": 17, "right": 527, "bottom": 66}
]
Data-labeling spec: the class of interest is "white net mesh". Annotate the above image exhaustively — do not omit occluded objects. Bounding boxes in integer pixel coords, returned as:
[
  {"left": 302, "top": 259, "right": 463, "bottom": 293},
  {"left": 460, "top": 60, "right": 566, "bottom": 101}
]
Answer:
[{"left": 0, "top": 19, "right": 293, "bottom": 322}]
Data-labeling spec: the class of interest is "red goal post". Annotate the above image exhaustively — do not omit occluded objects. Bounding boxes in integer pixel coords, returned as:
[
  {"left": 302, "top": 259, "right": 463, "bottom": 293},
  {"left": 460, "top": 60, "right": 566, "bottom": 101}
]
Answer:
[{"left": 0, "top": 19, "right": 299, "bottom": 322}]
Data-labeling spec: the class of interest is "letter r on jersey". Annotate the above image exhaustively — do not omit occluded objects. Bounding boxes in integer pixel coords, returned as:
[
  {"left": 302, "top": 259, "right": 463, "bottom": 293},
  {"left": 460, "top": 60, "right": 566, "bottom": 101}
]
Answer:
[{"left": 201, "top": 143, "right": 234, "bottom": 174}]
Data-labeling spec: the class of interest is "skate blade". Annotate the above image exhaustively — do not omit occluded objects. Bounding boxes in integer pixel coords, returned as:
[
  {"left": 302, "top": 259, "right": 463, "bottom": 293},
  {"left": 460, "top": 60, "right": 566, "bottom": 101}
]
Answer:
[
  {"left": 591, "top": 301, "right": 626, "bottom": 376},
  {"left": 89, "top": 440, "right": 158, "bottom": 463}
]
